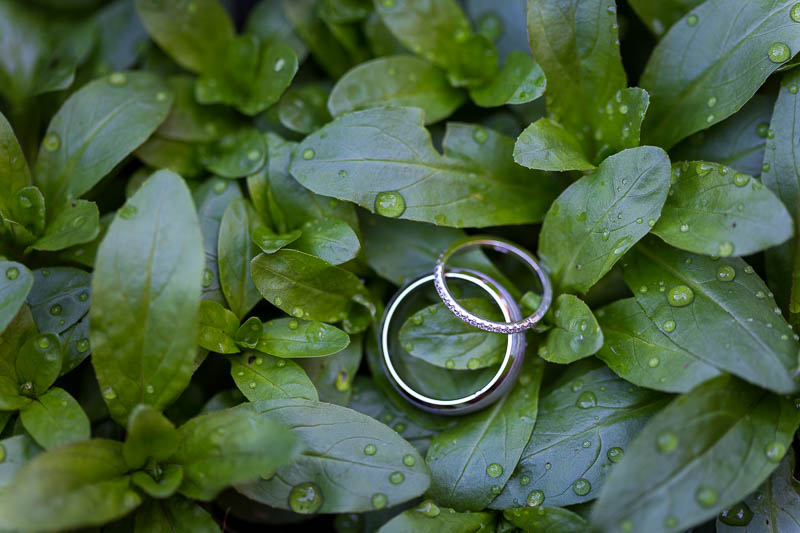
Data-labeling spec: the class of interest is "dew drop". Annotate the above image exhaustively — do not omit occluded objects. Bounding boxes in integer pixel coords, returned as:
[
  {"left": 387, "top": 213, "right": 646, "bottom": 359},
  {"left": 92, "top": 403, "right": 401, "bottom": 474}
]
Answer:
[
  {"left": 526, "top": 490, "right": 545, "bottom": 507},
  {"left": 718, "top": 241, "right": 734, "bottom": 257},
  {"left": 657, "top": 431, "right": 678, "bottom": 453},
  {"left": 707, "top": 96, "right": 717, "bottom": 107},
  {"left": 733, "top": 172, "right": 750, "bottom": 187},
  {"left": 717, "top": 265, "right": 736, "bottom": 281},
  {"left": 49, "top": 304, "right": 62, "bottom": 316},
  {"left": 43, "top": 133, "right": 60, "bottom": 151},
  {"left": 0, "top": 444, "right": 5, "bottom": 463},
  {"left": 201, "top": 268, "right": 214, "bottom": 288},
  {"left": 445, "top": 359, "right": 455, "bottom": 369},
  {"left": 416, "top": 500, "right": 440, "bottom": 517},
  {"left": 102, "top": 387, "right": 117, "bottom": 400},
  {"left": 374, "top": 191, "right": 406, "bottom": 218},
  {"left": 572, "top": 478, "right": 591, "bottom": 496},
  {"left": 38, "top": 336, "right": 50, "bottom": 349},
  {"left": 467, "top": 358, "right": 480, "bottom": 370},
  {"left": 288, "top": 319, "right": 299, "bottom": 330},
  {"left": 765, "top": 441, "right": 786, "bottom": 462},
  {"left": 288, "top": 482, "right": 323, "bottom": 514},
  {"left": 520, "top": 474, "right": 531, "bottom": 486},
  {"left": 576, "top": 391, "right": 598, "bottom": 409},
  {"left": 273, "top": 58, "right": 286, "bottom": 72},
  {"left": 403, "top": 454, "right": 416, "bottom": 466},
  {"left": 607, "top": 447, "right": 624, "bottom": 463},
  {"left": 302, "top": 148, "right": 315, "bottom": 160},
  {"left": 5, "top": 267, "right": 18, "bottom": 280},
  {"left": 389, "top": 471, "right": 405, "bottom": 484},
  {"left": 145, "top": 384, "right": 154, "bottom": 394},
  {"left": 696, "top": 486, "right": 718, "bottom": 507},
  {"left": 648, "top": 357, "right": 660, "bottom": 368},
  {"left": 680, "top": 223, "right": 689, "bottom": 233},
  {"left": 686, "top": 14, "right": 698, "bottom": 25},
  {"left": 473, "top": 127, "right": 488, "bottom": 144},
  {"left": 371, "top": 493, "right": 387, "bottom": 509},
  {"left": 792, "top": 3, "right": 800, "bottom": 22},
  {"left": 667, "top": 285, "right": 694, "bottom": 307},
  {"left": 791, "top": 84, "right": 799, "bottom": 94},
  {"left": 768, "top": 42, "right": 791, "bottom": 63},
  {"left": 77, "top": 339, "right": 89, "bottom": 352},
  {"left": 486, "top": 463, "right": 503, "bottom": 478},
  {"left": 109, "top": 72, "right": 127, "bottom": 85},
  {"left": 118, "top": 204, "right": 138, "bottom": 220},
  {"left": 695, "top": 162, "right": 714, "bottom": 176},
  {"left": 719, "top": 501, "right": 754, "bottom": 526}
]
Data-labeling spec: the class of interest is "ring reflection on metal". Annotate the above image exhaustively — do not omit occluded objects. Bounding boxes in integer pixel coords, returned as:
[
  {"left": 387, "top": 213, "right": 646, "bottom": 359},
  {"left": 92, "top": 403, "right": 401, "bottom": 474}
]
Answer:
[
  {"left": 434, "top": 236, "right": 552, "bottom": 334},
  {"left": 379, "top": 269, "right": 526, "bottom": 415}
]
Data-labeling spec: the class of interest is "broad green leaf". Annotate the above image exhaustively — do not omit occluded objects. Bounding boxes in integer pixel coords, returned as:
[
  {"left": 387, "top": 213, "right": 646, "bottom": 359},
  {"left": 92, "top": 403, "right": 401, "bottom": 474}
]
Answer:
[
  {"left": 15, "top": 333, "right": 61, "bottom": 395},
  {"left": 593, "top": 87, "right": 650, "bottom": 158},
  {"left": 236, "top": 398, "right": 431, "bottom": 513},
  {"left": 328, "top": 56, "right": 466, "bottom": 124},
  {"left": 19, "top": 387, "right": 90, "bottom": 450},
  {"left": 27, "top": 267, "right": 91, "bottom": 335},
  {"left": 157, "top": 76, "right": 241, "bottom": 142},
  {"left": 491, "top": 360, "right": 667, "bottom": 509},
  {"left": 90, "top": 170, "right": 204, "bottom": 423},
  {"left": 200, "top": 129, "right": 266, "bottom": 179},
  {"left": 426, "top": 358, "right": 544, "bottom": 511},
  {"left": 503, "top": 506, "right": 588, "bottom": 532},
  {"left": 195, "top": 37, "right": 298, "bottom": 116},
  {"left": 35, "top": 71, "right": 173, "bottom": 210},
  {"left": 30, "top": 200, "right": 99, "bottom": 252},
  {"left": 538, "top": 294, "right": 603, "bottom": 364},
  {"left": 399, "top": 297, "right": 505, "bottom": 370},
  {"left": 299, "top": 334, "right": 363, "bottom": 406},
  {"left": 218, "top": 199, "right": 263, "bottom": 319},
  {"left": 469, "top": 51, "right": 546, "bottom": 107},
  {"left": 0, "top": 435, "right": 41, "bottom": 490},
  {"left": 672, "top": 93, "right": 773, "bottom": 178},
  {"left": 652, "top": 161, "right": 792, "bottom": 256},
  {"left": 197, "top": 300, "right": 239, "bottom": 354},
  {"left": 623, "top": 239, "right": 800, "bottom": 394},
  {"left": 640, "top": 0, "right": 800, "bottom": 149},
  {"left": 628, "top": 0, "right": 704, "bottom": 36},
  {"left": 290, "top": 107, "right": 559, "bottom": 227},
  {"left": 596, "top": 298, "right": 722, "bottom": 393},
  {"left": 123, "top": 404, "right": 179, "bottom": 469},
  {"left": 514, "top": 118, "right": 595, "bottom": 172},
  {"left": 230, "top": 352, "right": 318, "bottom": 402},
  {"left": 255, "top": 318, "right": 350, "bottom": 358},
  {"left": 131, "top": 464, "right": 184, "bottom": 499},
  {"left": 0, "top": 261, "right": 33, "bottom": 334},
  {"left": 539, "top": 146, "right": 671, "bottom": 294},
  {"left": 378, "top": 501, "right": 496, "bottom": 533},
  {"left": 135, "top": 136, "right": 204, "bottom": 178},
  {"left": 0, "top": 111, "right": 30, "bottom": 219},
  {"left": 133, "top": 496, "right": 220, "bottom": 533},
  {"left": 278, "top": 83, "right": 332, "bottom": 134},
  {"left": 173, "top": 407, "right": 303, "bottom": 501},
  {"left": 251, "top": 249, "right": 370, "bottom": 323},
  {"left": 245, "top": 0, "right": 308, "bottom": 60},
  {"left": 282, "top": 0, "right": 356, "bottom": 78},
  {"left": 716, "top": 450, "right": 800, "bottom": 533},
  {"left": 526, "top": 0, "right": 626, "bottom": 156},
  {"left": 3, "top": 185, "right": 46, "bottom": 247},
  {"left": 134, "top": 0, "right": 234, "bottom": 73},
  {"left": 293, "top": 217, "right": 360, "bottom": 265},
  {"left": 192, "top": 177, "right": 242, "bottom": 305},
  {"left": 0, "top": 439, "right": 140, "bottom": 531},
  {"left": 592, "top": 375, "right": 800, "bottom": 533}
]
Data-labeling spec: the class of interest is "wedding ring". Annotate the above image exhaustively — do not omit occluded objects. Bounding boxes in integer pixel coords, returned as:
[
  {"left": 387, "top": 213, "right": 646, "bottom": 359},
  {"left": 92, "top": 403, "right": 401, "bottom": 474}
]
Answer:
[
  {"left": 379, "top": 268, "right": 526, "bottom": 414},
  {"left": 434, "top": 236, "right": 552, "bottom": 334}
]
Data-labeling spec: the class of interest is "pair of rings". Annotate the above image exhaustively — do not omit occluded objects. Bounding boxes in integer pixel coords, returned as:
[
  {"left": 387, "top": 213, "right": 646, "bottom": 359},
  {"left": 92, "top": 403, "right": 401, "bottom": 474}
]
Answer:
[{"left": 378, "top": 236, "right": 553, "bottom": 415}]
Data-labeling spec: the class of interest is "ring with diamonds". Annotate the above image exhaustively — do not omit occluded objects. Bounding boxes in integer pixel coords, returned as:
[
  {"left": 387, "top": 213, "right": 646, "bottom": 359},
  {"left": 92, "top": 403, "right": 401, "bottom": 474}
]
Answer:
[
  {"left": 433, "top": 236, "right": 552, "bottom": 334},
  {"left": 379, "top": 268, "right": 527, "bottom": 414}
]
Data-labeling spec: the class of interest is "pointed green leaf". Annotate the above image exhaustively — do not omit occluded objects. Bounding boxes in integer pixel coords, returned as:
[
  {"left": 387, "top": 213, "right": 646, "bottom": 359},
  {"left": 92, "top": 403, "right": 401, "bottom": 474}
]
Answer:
[
  {"left": 256, "top": 317, "right": 350, "bottom": 358},
  {"left": 30, "top": 200, "right": 99, "bottom": 252},
  {"left": 218, "top": 198, "right": 263, "bottom": 319},
  {"left": 0, "top": 111, "right": 31, "bottom": 219},
  {"left": 19, "top": 388, "right": 90, "bottom": 450},
  {"left": 123, "top": 404, "right": 179, "bottom": 469},
  {"left": 538, "top": 294, "right": 603, "bottom": 363},
  {"left": 0, "top": 261, "right": 32, "bottom": 334},
  {"left": 230, "top": 352, "right": 318, "bottom": 402},
  {"left": 197, "top": 300, "right": 239, "bottom": 354},
  {"left": 293, "top": 217, "right": 360, "bottom": 265},
  {"left": 200, "top": 129, "right": 266, "bottom": 179},
  {"left": 514, "top": 118, "right": 595, "bottom": 172},
  {"left": 469, "top": 51, "right": 546, "bottom": 107},
  {"left": 594, "top": 87, "right": 650, "bottom": 158}
]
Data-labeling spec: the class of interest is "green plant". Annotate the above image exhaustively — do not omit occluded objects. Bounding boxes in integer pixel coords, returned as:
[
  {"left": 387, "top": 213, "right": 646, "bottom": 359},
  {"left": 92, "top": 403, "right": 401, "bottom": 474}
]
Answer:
[{"left": 0, "top": 0, "right": 799, "bottom": 531}]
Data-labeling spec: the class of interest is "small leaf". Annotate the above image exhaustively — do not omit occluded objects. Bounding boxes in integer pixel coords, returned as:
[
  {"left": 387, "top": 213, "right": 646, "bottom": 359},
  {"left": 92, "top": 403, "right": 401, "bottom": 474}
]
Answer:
[
  {"left": 27, "top": 266, "right": 91, "bottom": 335},
  {"left": 538, "top": 294, "right": 603, "bottom": 364},
  {"left": 539, "top": 146, "right": 671, "bottom": 293},
  {"left": 3, "top": 186, "right": 45, "bottom": 246},
  {"left": 19, "top": 388, "right": 90, "bottom": 450},
  {"left": 652, "top": 162, "right": 792, "bottom": 257},
  {"left": 15, "top": 332, "right": 62, "bottom": 395},
  {"left": 197, "top": 300, "right": 239, "bottom": 354},
  {"left": 133, "top": 496, "right": 219, "bottom": 533},
  {"left": 256, "top": 317, "right": 350, "bottom": 358},
  {"left": 234, "top": 317, "right": 262, "bottom": 349},
  {"left": 123, "top": 404, "right": 179, "bottom": 469},
  {"left": 230, "top": 352, "right": 318, "bottom": 402},
  {"left": 299, "top": 334, "right": 363, "bottom": 406},
  {"left": 200, "top": 129, "right": 267, "bottom": 179},
  {"left": 278, "top": 83, "right": 332, "bottom": 134},
  {"left": 504, "top": 507, "right": 589, "bottom": 533},
  {"left": 328, "top": 55, "right": 466, "bottom": 124},
  {"left": 293, "top": 217, "right": 360, "bottom": 265},
  {"left": 172, "top": 407, "right": 303, "bottom": 501},
  {"left": 593, "top": 87, "right": 650, "bottom": 158},
  {"left": 379, "top": 501, "right": 496, "bottom": 533},
  {"left": 591, "top": 375, "right": 800, "bottom": 533},
  {"left": 237, "top": 398, "right": 430, "bottom": 513},
  {"left": 218, "top": 198, "right": 264, "bottom": 319},
  {"left": 157, "top": 76, "right": 241, "bottom": 142},
  {"left": 251, "top": 226, "right": 302, "bottom": 254},
  {"left": 30, "top": 200, "right": 99, "bottom": 252},
  {"left": 0, "top": 261, "right": 33, "bottom": 334},
  {"left": 469, "top": 50, "right": 546, "bottom": 107},
  {"left": 514, "top": 118, "right": 595, "bottom": 172}
]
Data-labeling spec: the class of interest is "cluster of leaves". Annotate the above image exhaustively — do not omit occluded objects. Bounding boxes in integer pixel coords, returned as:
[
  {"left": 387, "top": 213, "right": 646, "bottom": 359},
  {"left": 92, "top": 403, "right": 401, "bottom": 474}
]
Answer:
[{"left": 1, "top": 0, "right": 800, "bottom": 532}]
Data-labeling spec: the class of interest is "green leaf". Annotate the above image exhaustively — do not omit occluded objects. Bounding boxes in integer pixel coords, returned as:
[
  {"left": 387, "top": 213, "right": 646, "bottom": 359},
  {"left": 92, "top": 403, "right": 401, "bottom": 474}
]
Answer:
[
  {"left": 34, "top": 71, "right": 173, "bottom": 210},
  {"left": 399, "top": 297, "right": 505, "bottom": 370},
  {"left": 278, "top": 83, "right": 332, "bottom": 134},
  {"left": 27, "top": 266, "right": 91, "bottom": 335},
  {"left": 157, "top": 76, "right": 241, "bottom": 142},
  {"left": 0, "top": 305, "right": 34, "bottom": 384},
  {"left": 234, "top": 316, "right": 262, "bottom": 348},
  {"left": 92, "top": 0, "right": 149, "bottom": 73},
  {"left": 0, "top": 111, "right": 31, "bottom": 220},
  {"left": 526, "top": 0, "right": 626, "bottom": 155},
  {"left": 503, "top": 506, "right": 589, "bottom": 533},
  {"left": 135, "top": 136, "right": 204, "bottom": 178},
  {"left": 0, "top": 439, "right": 140, "bottom": 531},
  {"left": 195, "top": 36, "right": 298, "bottom": 116},
  {"left": 173, "top": 407, "right": 303, "bottom": 501},
  {"left": 230, "top": 352, "right": 318, "bottom": 402},
  {"left": 290, "top": 107, "right": 559, "bottom": 227},
  {"left": 131, "top": 464, "right": 184, "bottom": 499},
  {"left": 594, "top": 87, "right": 651, "bottom": 158},
  {"left": 491, "top": 360, "right": 667, "bottom": 509},
  {"left": 192, "top": 177, "right": 243, "bottom": 305},
  {"left": 469, "top": 50, "right": 546, "bottom": 107},
  {"left": 716, "top": 449, "right": 800, "bottom": 533},
  {"left": 123, "top": 404, "right": 179, "bottom": 469},
  {"left": 236, "top": 398, "right": 430, "bottom": 513},
  {"left": 328, "top": 55, "right": 466, "bottom": 124},
  {"left": 90, "top": 170, "right": 204, "bottom": 423},
  {"left": 538, "top": 294, "right": 603, "bottom": 364},
  {"left": 15, "top": 332, "right": 61, "bottom": 395},
  {"left": 596, "top": 298, "right": 722, "bottom": 393},
  {"left": 293, "top": 217, "right": 360, "bottom": 265},
  {"left": 282, "top": 0, "right": 356, "bottom": 78},
  {"left": 200, "top": 129, "right": 266, "bottom": 179},
  {"left": 299, "top": 334, "right": 362, "bottom": 406},
  {"left": 513, "top": 118, "right": 596, "bottom": 172},
  {"left": 30, "top": 199, "right": 99, "bottom": 252},
  {"left": 623, "top": 238, "right": 800, "bottom": 394},
  {"left": 0, "top": 261, "right": 33, "bottom": 334},
  {"left": 0, "top": 435, "right": 41, "bottom": 490},
  {"left": 539, "top": 146, "right": 671, "bottom": 294},
  {"left": 218, "top": 198, "right": 263, "bottom": 319},
  {"left": 378, "top": 501, "right": 496, "bottom": 533},
  {"left": 252, "top": 226, "right": 302, "bottom": 254},
  {"left": 425, "top": 358, "right": 544, "bottom": 511},
  {"left": 627, "top": 0, "right": 703, "bottom": 36},
  {"left": 591, "top": 375, "right": 800, "bottom": 533},
  {"left": 133, "top": 496, "right": 220, "bottom": 533},
  {"left": 255, "top": 317, "right": 350, "bottom": 358},
  {"left": 19, "top": 387, "right": 90, "bottom": 450},
  {"left": 197, "top": 300, "right": 239, "bottom": 354},
  {"left": 134, "top": 0, "right": 234, "bottom": 73},
  {"left": 640, "top": 0, "right": 800, "bottom": 149},
  {"left": 652, "top": 161, "right": 792, "bottom": 256},
  {"left": 3, "top": 185, "right": 46, "bottom": 247},
  {"left": 251, "top": 249, "right": 370, "bottom": 323}
]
